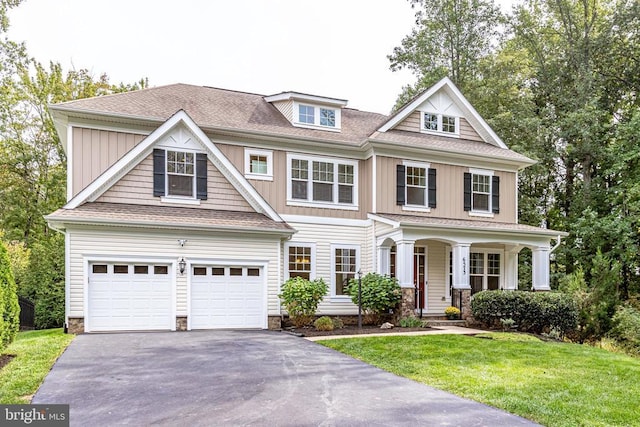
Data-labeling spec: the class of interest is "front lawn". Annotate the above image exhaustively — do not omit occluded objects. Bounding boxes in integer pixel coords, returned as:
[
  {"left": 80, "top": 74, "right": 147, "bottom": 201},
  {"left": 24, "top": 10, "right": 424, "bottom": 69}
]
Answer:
[
  {"left": 0, "top": 329, "right": 74, "bottom": 403},
  {"left": 320, "top": 333, "right": 640, "bottom": 427}
]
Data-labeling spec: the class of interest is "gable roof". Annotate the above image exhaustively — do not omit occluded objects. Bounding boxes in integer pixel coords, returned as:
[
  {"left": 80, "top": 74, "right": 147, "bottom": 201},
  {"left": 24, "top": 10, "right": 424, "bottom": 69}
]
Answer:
[
  {"left": 377, "top": 77, "right": 508, "bottom": 149},
  {"left": 64, "top": 109, "right": 283, "bottom": 222}
]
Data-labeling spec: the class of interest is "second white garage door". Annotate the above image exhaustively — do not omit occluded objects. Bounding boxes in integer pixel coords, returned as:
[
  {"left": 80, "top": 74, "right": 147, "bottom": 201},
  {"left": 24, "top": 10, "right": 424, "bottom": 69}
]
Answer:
[{"left": 190, "top": 265, "right": 265, "bottom": 329}]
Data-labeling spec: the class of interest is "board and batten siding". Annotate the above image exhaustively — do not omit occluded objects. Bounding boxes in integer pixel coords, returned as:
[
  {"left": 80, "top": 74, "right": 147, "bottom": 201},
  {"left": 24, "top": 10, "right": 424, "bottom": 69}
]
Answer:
[
  {"left": 67, "top": 227, "right": 281, "bottom": 317},
  {"left": 97, "top": 153, "right": 254, "bottom": 212},
  {"left": 284, "top": 221, "right": 372, "bottom": 316},
  {"left": 72, "top": 127, "right": 146, "bottom": 197},
  {"left": 216, "top": 143, "right": 372, "bottom": 220},
  {"left": 376, "top": 156, "right": 517, "bottom": 223},
  {"left": 394, "top": 112, "right": 484, "bottom": 143}
]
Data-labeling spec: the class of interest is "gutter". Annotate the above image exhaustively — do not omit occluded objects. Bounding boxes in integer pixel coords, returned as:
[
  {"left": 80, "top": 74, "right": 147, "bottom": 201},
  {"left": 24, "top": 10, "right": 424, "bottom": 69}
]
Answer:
[{"left": 549, "top": 235, "right": 563, "bottom": 253}]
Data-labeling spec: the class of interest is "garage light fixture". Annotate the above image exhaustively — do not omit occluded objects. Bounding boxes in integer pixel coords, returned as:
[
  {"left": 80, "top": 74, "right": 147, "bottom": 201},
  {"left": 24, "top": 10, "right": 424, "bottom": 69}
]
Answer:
[
  {"left": 177, "top": 239, "right": 187, "bottom": 247},
  {"left": 178, "top": 257, "right": 186, "bottom": 275}
]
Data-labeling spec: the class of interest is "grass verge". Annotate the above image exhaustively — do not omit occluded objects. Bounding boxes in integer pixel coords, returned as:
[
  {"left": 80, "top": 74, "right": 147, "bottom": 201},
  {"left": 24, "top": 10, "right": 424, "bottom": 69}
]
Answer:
[
  {"left": 0, "top": 329, "right": 74, "bottom": 404},
  {"left": 320, "top": 333, "right": 640, "bottom": 427}
]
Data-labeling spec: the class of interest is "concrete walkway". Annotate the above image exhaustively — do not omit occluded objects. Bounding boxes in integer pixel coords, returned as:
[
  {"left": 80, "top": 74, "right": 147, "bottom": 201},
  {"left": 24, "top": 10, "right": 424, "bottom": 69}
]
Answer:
[
  {"left": 305, "top": 325, "right": 487, "bottom": 341},
  {"left": 34, "top": 330, "right": 538, "bottom": 426}
]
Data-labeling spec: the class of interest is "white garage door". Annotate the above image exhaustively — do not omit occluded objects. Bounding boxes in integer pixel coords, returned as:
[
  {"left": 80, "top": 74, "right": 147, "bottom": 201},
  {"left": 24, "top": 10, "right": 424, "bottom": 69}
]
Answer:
[
  {"left": 190, "top": 265, "right": 264, "bottom": 329},
  {"left": 88, "top": 263, "right": 172, "bottom": 332}
]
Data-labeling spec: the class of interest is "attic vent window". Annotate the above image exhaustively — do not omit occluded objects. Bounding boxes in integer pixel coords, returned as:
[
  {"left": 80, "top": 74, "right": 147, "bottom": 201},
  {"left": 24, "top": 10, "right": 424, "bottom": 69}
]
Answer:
[
  {"left": 421, "top": 112, "right": 459, "bottom": 136},
  {"left": 320, "top": 108, "right": 335, "bottom": 127}
]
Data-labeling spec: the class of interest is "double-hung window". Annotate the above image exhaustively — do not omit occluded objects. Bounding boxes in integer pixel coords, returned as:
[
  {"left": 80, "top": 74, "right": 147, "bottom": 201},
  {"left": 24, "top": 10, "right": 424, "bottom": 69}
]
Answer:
[
  {"left": 406, "top": 165, "right": 427, "bottom": 206},
  {"left": 288, "top": 154, "right": 357, "bottom": 208},
  {"left": 472, "top": 174, "right": 491, "bottom": 212},
  {"left": 396, "top": 161, "right": 436, "bottom": 211},
  {"left": 332, "top": 245, "right": 359, "bottom": 296},
  {"left": 167, "top": 150, "right": 195, "bottom": 197},
  {"left": 286, "top": 243, "right": 315, "bottom": 280}
]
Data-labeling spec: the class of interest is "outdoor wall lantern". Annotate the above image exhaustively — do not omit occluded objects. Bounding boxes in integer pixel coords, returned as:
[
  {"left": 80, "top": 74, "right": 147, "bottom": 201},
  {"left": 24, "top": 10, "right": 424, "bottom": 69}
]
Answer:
[
  {"left": 178, "top": 257, "right": 186, "bottom": 275},
  {"left": 177, "top": 239, "right": 187, "bottom": 247}
]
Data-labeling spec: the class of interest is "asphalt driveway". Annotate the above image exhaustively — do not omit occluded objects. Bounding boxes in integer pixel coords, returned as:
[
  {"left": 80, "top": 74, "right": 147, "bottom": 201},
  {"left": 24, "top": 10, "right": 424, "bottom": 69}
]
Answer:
[{"left": 34, "top": 331, "right": 538, "bottom": 426}]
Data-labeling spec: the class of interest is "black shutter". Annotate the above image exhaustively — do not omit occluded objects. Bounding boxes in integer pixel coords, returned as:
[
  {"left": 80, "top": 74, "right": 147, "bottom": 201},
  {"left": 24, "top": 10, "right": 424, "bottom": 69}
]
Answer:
[
  {"left": 153, "top": 148, "right": 165, "bottom": 197},
  {"left": 196, "top": 153, "right": 208, "bottom": 200},
  {"left": 492, "top": 175, "right": 500, "bottom": 213},
  {"left": 428, "top": 168, "right": 437, "bottom": 208},
  {"left": 396, "top": 165, "right": 406, "bottom": 206},
  {"left": 463, "top": 172, "right": 472, "bottom": 211}
]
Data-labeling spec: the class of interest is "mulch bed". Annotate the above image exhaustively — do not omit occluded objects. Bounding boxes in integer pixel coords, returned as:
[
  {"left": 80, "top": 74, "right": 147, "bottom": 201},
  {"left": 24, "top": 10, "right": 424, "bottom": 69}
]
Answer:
[
  {"left": 0, "top": 354, "right": 16, "bottom": 371},
  {"left": 285, "top": 325, "right": 431, "bottom": 337}
]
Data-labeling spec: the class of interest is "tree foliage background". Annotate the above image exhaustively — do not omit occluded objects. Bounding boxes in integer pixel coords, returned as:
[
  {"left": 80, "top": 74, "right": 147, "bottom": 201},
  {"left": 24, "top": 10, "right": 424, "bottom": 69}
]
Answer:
[
  {"left": 0, "top": 0, "right": 146, "bottom": 328},
  {"left": 391, "top": 0, "right": 640, "bottom": 338}
]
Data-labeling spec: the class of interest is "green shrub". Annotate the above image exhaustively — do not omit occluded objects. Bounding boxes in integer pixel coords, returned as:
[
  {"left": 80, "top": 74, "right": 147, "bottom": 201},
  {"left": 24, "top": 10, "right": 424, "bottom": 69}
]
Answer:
[
  {"left": 399, "top": 316, "right": 425, "bottom": 328},
  {"left": 609, "top": 305, "right": 640, "bottom": 354},
  {"left": 314, "top": 316, "right": 334, "bottom": 331},
  {"left": 500, "top": 318, "right": 515, "bottom": 331},
  {"left": 346, "top": 273, "right": 401, "bottom": 322},
  {"left": 279, "top": 277, "right": 328, "bottom": 327},
  {"left": 0, "top": 242, "right": 20, "bottom": 350},
  {"left": 331, "top": 317, "right": 344, "bottom": 329},
  {"left": 471, "top": 290, "right": 577, "bottom": 338}
]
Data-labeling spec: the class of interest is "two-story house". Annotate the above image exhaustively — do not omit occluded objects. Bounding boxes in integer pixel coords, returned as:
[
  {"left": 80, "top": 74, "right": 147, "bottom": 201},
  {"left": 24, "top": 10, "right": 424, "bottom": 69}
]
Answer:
[{"left": 46, "top": 77, "right": 566, "bottom": 333}]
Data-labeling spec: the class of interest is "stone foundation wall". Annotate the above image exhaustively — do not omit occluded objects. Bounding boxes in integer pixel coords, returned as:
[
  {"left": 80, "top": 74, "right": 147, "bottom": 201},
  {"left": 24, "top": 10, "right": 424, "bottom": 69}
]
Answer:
[
  {"left": 176, "top": 316, "right": 188, "bottom": 331},
  {"left": 67, "top": 317, "right": 85, "bottom": 334},
  {"left": 268, "top": 316, "right": 282, "bottom": 330},
  {"left": 459, "top": 289, "right": 472, "bottom": 322}
]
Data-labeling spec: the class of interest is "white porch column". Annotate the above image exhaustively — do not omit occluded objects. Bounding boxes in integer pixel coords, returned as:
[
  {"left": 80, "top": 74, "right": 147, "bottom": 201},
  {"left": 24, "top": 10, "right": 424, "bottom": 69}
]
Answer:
[
  {"left": 378, "top": 246, "right": 391, "bottom": 276},
  {"left": 396, "top": 239, "right": 415, "bottom": 288},
  {"left": 504, "top": 246, "right": 521, "bottom": 290},
  {"left": 532, "top": 247, "right": 551, "bottom": 291},
  {"left": 451, "top": 243, "right": 471, "bottom": 290}
]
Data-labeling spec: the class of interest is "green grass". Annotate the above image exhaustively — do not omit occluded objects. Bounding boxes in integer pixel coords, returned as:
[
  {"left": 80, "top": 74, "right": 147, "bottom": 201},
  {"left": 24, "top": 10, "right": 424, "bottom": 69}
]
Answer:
[
  {"left": 320, "top": 333, "right": 640, "bottom": 427},
  {"left": 0, "top": 329, "right": 74, "bottom": 403}
]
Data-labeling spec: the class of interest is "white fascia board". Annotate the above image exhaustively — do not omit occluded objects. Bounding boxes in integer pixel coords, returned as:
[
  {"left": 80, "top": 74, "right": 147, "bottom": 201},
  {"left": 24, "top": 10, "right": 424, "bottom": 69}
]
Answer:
[
  {"left": 377, "top": 78, "right": 450, "bottom": 132},
  {"left": 376, "top": 77, "right": 508, "bottom": 149},
  {"left": 399, "top": 221, "right": 569, "bottom": 238},
  {"left": 367, "top": 213, "right": 400, "bottom": 228},
  {"left": 264, "top": 92, "right": 348, "bottom": 107}
]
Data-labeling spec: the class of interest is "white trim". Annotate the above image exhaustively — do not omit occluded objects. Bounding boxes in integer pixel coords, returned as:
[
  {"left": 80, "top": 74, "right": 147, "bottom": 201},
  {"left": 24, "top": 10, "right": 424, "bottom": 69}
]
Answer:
[
  {"left": 469, "top": 167, "right": 494, "bottom": 176},
  {"left": 244, "top": 148, "right": 273, "bottom": 181},
  {"left": 286, "top": 153, "right": 359, "bottom": 210},
  {"left": 281, "top": 214, "right": 371, "bottom": 227},
  {"left": 66, "top": 124, "right": 73, "bottom": 201},
  {"left": 83, "top": 256, "right": 177, "bottom": 332},
  {"left": 469, "top": 168, "right": 494, "bottom": 215},
  {"left": 402, "top": 160, "right": 432, "bottom": 210},
  {"left": 65, "top": 231, "right": 71, "bottom": 328},
  {"left": 164, "top": 148, "right": 198, "bottom": 198},
  {"left": 264, "top": 92, "right": 348, "bottom": 106},
  {"left": 160, "top": 196, "right": 201, "bottom": 206},
  {"left": 377, "top": 77, "right": 508, "bottom": 149},
  {"left": 63, "top": 110, "right": 284, "bottom": 222},
  {"left": 276, "top": 239, "right": 282, "bottom": 316},
  {"left": 330, "top": 243, "right": 361, "bottom": 298},
  {"left": 372, "top": 153, "right": 377, "bottom": 213},
  {"left": 468, "top": 211, "right": 495, "bottom": 218},
  {"left": 284, "top": 241, "right": 317, "bottom": 280}
]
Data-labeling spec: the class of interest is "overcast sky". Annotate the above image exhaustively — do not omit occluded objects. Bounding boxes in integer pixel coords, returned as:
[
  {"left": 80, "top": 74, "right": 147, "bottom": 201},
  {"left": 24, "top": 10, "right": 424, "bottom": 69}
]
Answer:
[{"left": 7, "top": 0, "right": 512, "bottom": 115}]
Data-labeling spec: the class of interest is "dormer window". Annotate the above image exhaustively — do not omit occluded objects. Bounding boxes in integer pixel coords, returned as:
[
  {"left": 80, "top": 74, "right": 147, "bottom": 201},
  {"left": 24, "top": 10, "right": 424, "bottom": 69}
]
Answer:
[
  {"left": 421, "top": 112, "right": 459, "bottom": 136},
  {"left": 296, "top": 104, "right": 339, "bottom": 129}
]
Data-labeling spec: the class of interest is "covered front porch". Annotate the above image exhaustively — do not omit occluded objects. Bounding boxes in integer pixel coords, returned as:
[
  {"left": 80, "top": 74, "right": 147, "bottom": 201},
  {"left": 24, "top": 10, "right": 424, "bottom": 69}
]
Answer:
[{"left": 369, "top": 214, "right": 567, "bottom": 319}]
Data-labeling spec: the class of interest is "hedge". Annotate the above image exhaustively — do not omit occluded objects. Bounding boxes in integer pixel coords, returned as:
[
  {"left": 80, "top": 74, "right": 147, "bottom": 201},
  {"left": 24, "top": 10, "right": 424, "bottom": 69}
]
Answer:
[
  {"left": 471, "top": 290, "right": 577, "bottom": 337},
  {"left": 1, "top": 242, "right": 20, "bottom": 350}
]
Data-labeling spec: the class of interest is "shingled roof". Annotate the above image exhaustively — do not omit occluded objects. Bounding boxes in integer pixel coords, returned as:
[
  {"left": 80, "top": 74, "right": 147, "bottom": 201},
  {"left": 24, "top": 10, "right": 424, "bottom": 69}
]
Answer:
[{"left": 46, "top": 202, "right": 295, "bottom": 235}]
